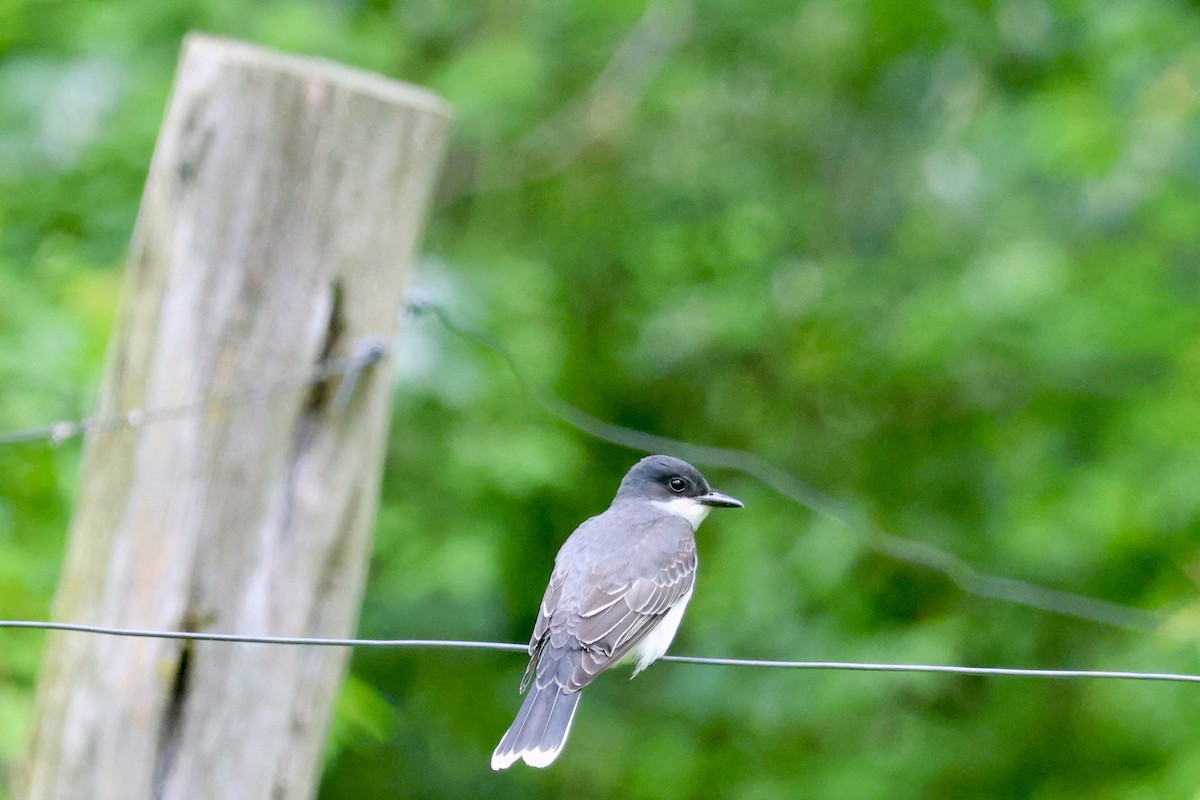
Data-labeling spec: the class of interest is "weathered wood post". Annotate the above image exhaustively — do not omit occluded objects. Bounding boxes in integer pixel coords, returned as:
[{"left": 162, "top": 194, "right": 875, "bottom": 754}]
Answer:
[{"left": 17, "top": 34, "right": 450, "bottom": 800}]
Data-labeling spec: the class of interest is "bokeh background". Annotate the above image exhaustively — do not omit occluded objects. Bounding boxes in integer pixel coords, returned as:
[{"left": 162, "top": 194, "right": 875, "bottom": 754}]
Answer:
[{"left": 3, "top": 0, "right": 1200, "bottom": 797}]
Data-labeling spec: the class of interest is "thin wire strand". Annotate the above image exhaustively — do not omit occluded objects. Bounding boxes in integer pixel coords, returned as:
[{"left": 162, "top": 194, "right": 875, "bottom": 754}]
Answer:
[
  {"left": 436, "top": 1, "right": 691, "bottom": 206},
  {"left": 0, "top": 621, "right": 526, "bottom": 651},
  {"left": 0, "top": 337, "right": 388, "bottom": 446},
  {"left": 0, "top": 621, "right": 1194, "bottom": 684},
  {"left": 417, "top": 303, "right": 1161, "bottom": 634}
]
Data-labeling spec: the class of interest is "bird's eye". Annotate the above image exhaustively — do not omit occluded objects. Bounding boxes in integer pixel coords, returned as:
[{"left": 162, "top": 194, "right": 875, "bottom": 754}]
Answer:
[{"left": 668, "top": 477, "right": 687, "bottom": 493}]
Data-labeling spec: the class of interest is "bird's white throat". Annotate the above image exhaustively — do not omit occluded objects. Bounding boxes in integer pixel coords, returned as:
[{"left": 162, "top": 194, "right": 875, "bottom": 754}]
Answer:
[{"left": 650, "top": 497, "right": 711, "bottom": 528}]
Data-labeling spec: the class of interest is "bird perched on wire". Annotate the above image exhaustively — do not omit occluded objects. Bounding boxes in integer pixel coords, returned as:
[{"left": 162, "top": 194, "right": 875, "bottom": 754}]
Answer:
[{"left": 491, "top": 454, "right": 743, "bottom": 770}]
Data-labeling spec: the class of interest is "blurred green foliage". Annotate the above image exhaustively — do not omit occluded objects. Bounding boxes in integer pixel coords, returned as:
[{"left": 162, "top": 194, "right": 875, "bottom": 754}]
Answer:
[{"left": 3, "top": 0, "right": 1200, "bottom": 797}]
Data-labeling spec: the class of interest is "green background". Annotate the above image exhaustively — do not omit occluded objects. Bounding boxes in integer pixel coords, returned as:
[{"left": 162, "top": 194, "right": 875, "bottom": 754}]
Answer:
[{"left": 3, "top": 0, "right": 1200, "bottom": 797}]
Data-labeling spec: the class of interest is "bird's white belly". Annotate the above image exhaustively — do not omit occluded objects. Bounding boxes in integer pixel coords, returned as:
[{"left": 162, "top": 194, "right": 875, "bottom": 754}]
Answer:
[{"left": 628, "top": 588, "right": 693, "bottom": 674}]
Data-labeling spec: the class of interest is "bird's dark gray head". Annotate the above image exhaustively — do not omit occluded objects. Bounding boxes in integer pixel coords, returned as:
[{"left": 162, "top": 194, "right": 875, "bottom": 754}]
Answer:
[{"left": 615, "top": 455, "right": 743, "bottom": 510}]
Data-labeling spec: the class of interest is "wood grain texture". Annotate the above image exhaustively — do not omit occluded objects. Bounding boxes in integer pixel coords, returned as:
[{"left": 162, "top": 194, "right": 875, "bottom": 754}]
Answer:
[{"left": 17, "top": 34, "right": 450, "bottom": 800}]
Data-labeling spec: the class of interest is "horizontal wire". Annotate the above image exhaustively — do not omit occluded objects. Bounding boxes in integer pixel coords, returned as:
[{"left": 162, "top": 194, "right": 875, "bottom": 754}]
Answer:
[
  {"left": 1, "top": 621, "right": 1194, "bottom": 683},
  {"left": 659, "top": 654, "right": 1200, "bottom": 683},
  {"left": 0, "top": 336, "right": 389, "bottom": 446},
  {"left": 0, "top": 620, "right": 526, "bottom": 651},
  {"left": 417, "top": 303, "right": 1161, "bottom": 634}
]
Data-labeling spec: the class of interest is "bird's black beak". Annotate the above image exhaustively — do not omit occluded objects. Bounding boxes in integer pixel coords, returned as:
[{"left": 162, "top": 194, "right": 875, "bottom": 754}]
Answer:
[{"left": 699, "top": 490, "right": 744, "bottom": 508}]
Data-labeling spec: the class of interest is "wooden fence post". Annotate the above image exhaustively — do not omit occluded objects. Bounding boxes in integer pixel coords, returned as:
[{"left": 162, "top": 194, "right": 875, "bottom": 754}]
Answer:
[{"left": 17, "top": 34, "right": 451, "bottom": 800}]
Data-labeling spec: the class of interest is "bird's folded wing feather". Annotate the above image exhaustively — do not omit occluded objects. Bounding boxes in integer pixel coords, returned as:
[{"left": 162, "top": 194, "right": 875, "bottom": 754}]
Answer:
[
  {"left": 565, "top": 530, "right": 697, "bottom": 691},
  {"left": 521, "top": 576, "right": 565, "bottom": 692}
]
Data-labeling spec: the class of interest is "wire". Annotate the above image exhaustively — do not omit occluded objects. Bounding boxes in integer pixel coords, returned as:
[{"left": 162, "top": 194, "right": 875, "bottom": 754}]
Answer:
[
  {"left": 659, "top": 655, "right": 1200, "bottom": 684},
  {"left": 1, "top": 621, "right": 1194, "bottom": 684},
  {"left": 416, "top": 303, "right": 1162, "bottom": 634},
  {"left": 0, "top": 620, "right": 526, "bottom": 651},
  {"left": 436, "top": 1, "right": 692, "bottom": 205},
  {"left": 0, "top": 336, "right": 388, "bottom": 447}
]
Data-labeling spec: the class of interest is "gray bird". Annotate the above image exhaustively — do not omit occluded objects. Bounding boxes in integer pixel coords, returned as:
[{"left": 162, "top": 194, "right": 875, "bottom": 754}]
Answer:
[{"left": 491, "top": 455, "right": 743, "bottom": 770}]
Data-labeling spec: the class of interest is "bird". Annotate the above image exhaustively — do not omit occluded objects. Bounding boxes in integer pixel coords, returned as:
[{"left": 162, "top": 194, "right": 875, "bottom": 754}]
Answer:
[{"left": 491, "top": 454, "right": 743, "bottom": 770}]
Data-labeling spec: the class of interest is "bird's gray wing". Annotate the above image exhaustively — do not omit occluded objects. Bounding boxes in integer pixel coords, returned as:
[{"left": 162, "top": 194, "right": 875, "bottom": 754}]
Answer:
[
  {"left": 564, "top": 518, "right": 697, "bottom": 691},
  {"left": 520, "top": 573, "right": 565, "bottom": 692}
]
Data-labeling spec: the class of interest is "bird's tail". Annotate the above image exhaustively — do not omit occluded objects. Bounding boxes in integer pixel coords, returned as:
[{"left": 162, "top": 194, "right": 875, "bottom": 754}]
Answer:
[{"left": 490, "top": 680, "right": 582, "bottom": 770}]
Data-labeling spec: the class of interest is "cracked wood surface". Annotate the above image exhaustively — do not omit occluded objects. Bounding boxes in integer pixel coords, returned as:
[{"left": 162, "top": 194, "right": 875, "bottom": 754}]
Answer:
[{"left": 17, "top": 34, "right": 450, "bottom": 800}]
